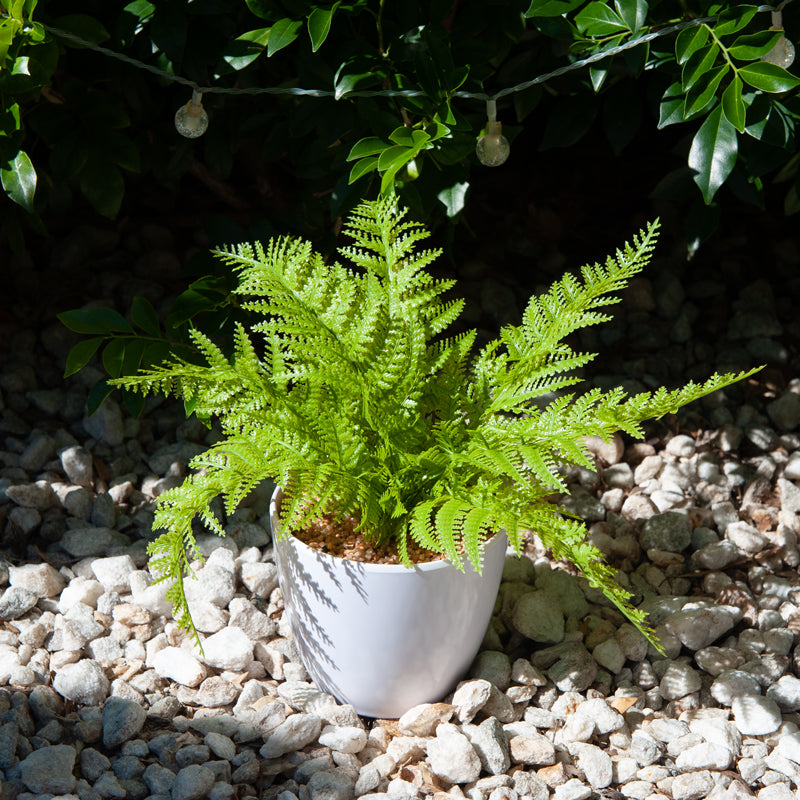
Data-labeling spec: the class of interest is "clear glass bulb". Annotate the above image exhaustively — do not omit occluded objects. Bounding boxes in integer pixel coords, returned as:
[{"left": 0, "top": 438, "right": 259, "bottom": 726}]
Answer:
[
  {"left": 476, "top": 121, "right": 510, "bottom": 167},
  {"left": 175, "top": 95, "right": 209, "bottom": 138},
  {"left": 763, "top": 35, "right": 796, "bottom": 69}
]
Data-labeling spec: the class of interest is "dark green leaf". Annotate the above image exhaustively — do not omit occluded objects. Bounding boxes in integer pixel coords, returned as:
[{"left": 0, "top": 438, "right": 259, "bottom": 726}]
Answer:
[
  {"left": 722, "top": 75, "right": 746, "bottom": 132},
  {"left": 64, "top": 337, "right": 103, "bottom": 377},
  {"left": 267, "top": 18, "right": 301, "bottom": 57},
  {"left": 615, "top": 0, "right": 648, "bottom": 33},
  {"left": 0, "top": 150, "right": 36, "bottom": 212},
  {"left": 602, "top": 82, "right": 642, "bottom": 154},
  {"left": 727, "top": 30, "right": 782, "bottom": 61},
  {"left": 682, "top": 43, "right": 720, "bottom": 91},
  {"left": 131, "top": 296, "right": 161, "bottom": 337},
  {"left": 51, "top": 14, "right": 110, "bottom": 45},
  {"left": 222, "top": 28, "right": 269, "bottom": 71},
  {"left": 102, "top": 338, "right": 126, "bottom": 378},
  {"left": 377, "top": 145, "right": 415, "bottom": 172},
  {"left": 714, "top": 5, "right": 758, "bottom": 37},
  {"left": 524, "top": 0, "right": 583, "bottom": 16},
  {"left": 334, "top": 59, "right": 383, "bottom": 100},
  {"left": 675, "top": 25, "right": 709, "bottom": 65},
  {"left": 307, "top": 3, "right": 339, "bottom": 52},
  {"left": 389, "top": 127, "right": 431, "bottom": 150},
  {"left": 245, "top": 0, "right": 270, "bottom": 20},
  {"left": 575, "top": 2, "right": 627, "bottom": 35},
  {"left": 739, "top": 62, "right": 800, "bottom": 93},
  {"left": 121, "top": 337, "right": 147, "bottom": 377},
  {"left": 589, "top": 65, "right": 608, "bottom": 92},
  {"left": 688, "top": 104, "right": 738, "bottom": 203},
  {"left": 58, "top": 308, "right": 134, "bottom": 335},
  {"left": 86, "top": 379, "right": 114, "bottom": 416},
  {"left": 540, "top": 95, "right": 599, "bottom": 149},
  {"left": 684, "top": 64, "right": 729, "bottom": 116},
  {"left": 122, "top": 390, "right": 146, "bottom": 418},
  {"left": 437, "top": 182, "right": 469, "bottom": 217},
  {"left": 80, "top": 161, "right": 124, "bottom": 219},
  {"left": 347, "top": 137, "right": 388, "bottom": 161},
  {"left": 348, "top": 156, "right": 379, "bottom": 184}
]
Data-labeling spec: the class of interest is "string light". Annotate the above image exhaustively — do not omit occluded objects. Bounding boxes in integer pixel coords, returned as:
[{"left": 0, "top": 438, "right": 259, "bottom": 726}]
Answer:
[
  {"left": 476, "top": 100, "right": 510, "bottom": 167},
  {"left": 174, "top": 89, "right": 209, "bottom": 138},
  {"left": 763, "top": 10, "right": 796, "bottom": 68}
]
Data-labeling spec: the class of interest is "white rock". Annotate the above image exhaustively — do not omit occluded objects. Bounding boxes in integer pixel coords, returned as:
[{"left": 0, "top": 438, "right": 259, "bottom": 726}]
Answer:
[
  {"left": 397, "top": 702, "right": 454, "bottom": 736},
  {"left": 732, "top": 695, "right": 783, "bottom": 735},
  {"left": 186, "top": 599, "right": 228, "bottom": 633},
  {"left": 91, "top": 555, "right": 137, "bottom": 594},
  {"left": 452, "top": 679, "right": 492, "bottom": 723},
  {"left": 426, "top": 723, "right": 481, "bottom": 784},
  {"left": 687, "top": 717, "right": 741, "bottom": 754},
  {"left": 711, "top": 670, "right": 762, "bottom": 705},
  {"left": 553, "top": 778, "right": 592, "bottom": 800},
  {"left": 319, "top": 724, "right": 368, "bottom": 754},
  {"left": 228, "top": 597, "right": 277, "bottom": 640},
  {"left": 9, "top": 563, "right": 66, "bottom": 598},
  {"left": 575, "top": 698, "right": 625, "bottom": 734},
  {"left": 199, "top": 627, "right": 254, "bottom": 671},
  {"left": 239, "top": 561, "right": 279, "bottom": 596},
  {"left": 53, "top": 659, "right": 110, "bottom": 705},
  {"left": 665, "top": 606, "right": 740, "bottom": 650},
  {"left": 726, "top": 521, "right": 767, "bottom": 553},
  {"left": 775, "top": 731, "right": 800, "bottom": 764},
  {"left": 132, "top": 581, "right": 173, "bottom": 617},
  {"left": 675, "top": 742, "right": 732, "bottom": 770},
  {"left": 573, "top": 743, "right": 612, "bottom": 789},
  {"left": 767, "top": 674, "right": 800, "bottom": 711},
  {"left": 184, "top": 565, "right": 236, "bottom": 608},
  {"left": 152, "top": 647, "right": 207, "bottom": 687},
  {"left": 671, "top": 771, "right": 715, "bottom": 800},
  {"left": 659, "top": 661, "right": 702, "bottom": 699}
]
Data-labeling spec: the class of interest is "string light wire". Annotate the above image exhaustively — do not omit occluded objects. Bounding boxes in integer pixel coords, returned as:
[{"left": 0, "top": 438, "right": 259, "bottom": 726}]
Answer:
[
  {"left": 7, "top": 3, "right": 795, "bottom": 152},
  {"left": 24, "top": 4, "right": 789, "bottom": 104}
]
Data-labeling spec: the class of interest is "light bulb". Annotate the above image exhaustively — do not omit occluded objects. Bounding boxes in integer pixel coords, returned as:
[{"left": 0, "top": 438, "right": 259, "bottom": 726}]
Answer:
[
  {"left": 175, "top": 90, "right": 209, "bottom": 138},
  {"left": 763, "top": 35, "right": 796, "bottom": 69},
  {"left": 476, "top": 120, "right": 510, "bottom": 167}
]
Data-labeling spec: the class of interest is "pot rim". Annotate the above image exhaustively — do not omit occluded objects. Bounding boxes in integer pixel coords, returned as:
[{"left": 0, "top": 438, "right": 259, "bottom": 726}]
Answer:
[{"left": 270, "top": 485, "right": 505, "bottom": 575}]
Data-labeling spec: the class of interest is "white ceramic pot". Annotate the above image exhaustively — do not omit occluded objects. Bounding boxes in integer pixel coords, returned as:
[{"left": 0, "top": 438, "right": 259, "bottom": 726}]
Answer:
[{"left": 270, "top": 487, "right": 507, "bottom": 718}]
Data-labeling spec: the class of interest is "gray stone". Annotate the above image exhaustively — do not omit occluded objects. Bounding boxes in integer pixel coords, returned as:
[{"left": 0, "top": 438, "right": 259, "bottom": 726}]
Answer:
[
  {"left": 103, "top": 696, "right": 147, "bottom": 749},
  {"left": 143, "top": 763, "right": 177, "bottom": 795},
  {"left": 228, "top": 597, "right": 277, "bottom": 640},
  {"left": 60, "top": 527, "right": 130, "bottom": 558},
  {"left": 172, "top": 764, "right": 215, "bottom": 800},
  {"left": 19, "top": 744, "right": 76, "bottom": 794},
  {"left": 184, "top": 565, "right": 236, "bottom": 608},
  {"left": 511, "top": 591, "right": 565, "bottom": 643},
  {"left": 306, "top": 769, "right": 356, "bottom": 800},
  {"left": 205, "top": 732, "right": 236, "bottom": 761},
  {"left": 767, "top": 391, "right": 800, "bottom": 431},
  {"left": 5, "top": 480, "right": 56, "bottom": 509},
  {"left": 0, "top": 720, "right": 18, "bottom": 769},
  {"left": 0, "top": 586, "right": 38, "bottom": 619},
  {"left": 83, "top": 400, "right": 124, "bottom": 446},
  {"left": 639, "top": 511, "right": 692, "bottom": 552},
  {"left": 80, "top": 747, "right": 111, "bottom": 782},
  {"left": 60, "top": 445, "right": 94, "bottom": 486},
  {"left": 665, "top": 605, "right": 740, "bottom": 650},
  {"left": 534, "top": 642, "right": 597, "bottom": 692},
  {"left": 196, "top": 677, "right": 241, "bottom": 708},
  {"left": 710, "top": 670, "right": 762, "bottom": 705},
  {"left": 469, "top": 650, "right": 511, "bottom": 690},
  {"left": 259, "top": 714, "right": 323, "bottom": 758}
]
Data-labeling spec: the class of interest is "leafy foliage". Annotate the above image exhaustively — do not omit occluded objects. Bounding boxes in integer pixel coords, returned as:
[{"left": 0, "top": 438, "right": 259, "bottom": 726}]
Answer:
[
  {"left": 3, "top": 1, "right": 800, "bottom": 245},
  {"left": 111, "top": 197, "right": 758, "bottom": 650}
]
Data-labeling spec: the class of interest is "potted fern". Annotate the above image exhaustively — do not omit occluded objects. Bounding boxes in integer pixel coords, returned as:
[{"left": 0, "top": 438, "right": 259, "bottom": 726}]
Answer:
[{"left": 112, "top": 197, "right": 755, "bottom": 717}]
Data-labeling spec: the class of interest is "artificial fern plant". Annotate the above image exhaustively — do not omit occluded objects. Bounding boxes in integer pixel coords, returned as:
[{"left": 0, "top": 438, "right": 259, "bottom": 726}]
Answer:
[{"left": 113, "top": 197, "right": 757, "bottom": 648}]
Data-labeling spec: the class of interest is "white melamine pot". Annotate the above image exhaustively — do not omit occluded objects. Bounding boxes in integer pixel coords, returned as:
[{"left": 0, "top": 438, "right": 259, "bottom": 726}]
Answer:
[{"left": 270, "top": 487, "right": 507, "bottom": 718}]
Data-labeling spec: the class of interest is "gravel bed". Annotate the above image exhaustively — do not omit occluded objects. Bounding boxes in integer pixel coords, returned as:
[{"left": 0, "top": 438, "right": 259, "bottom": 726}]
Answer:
[{"left": 1, "top": 220, "right": 800, "bottom": 800}]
